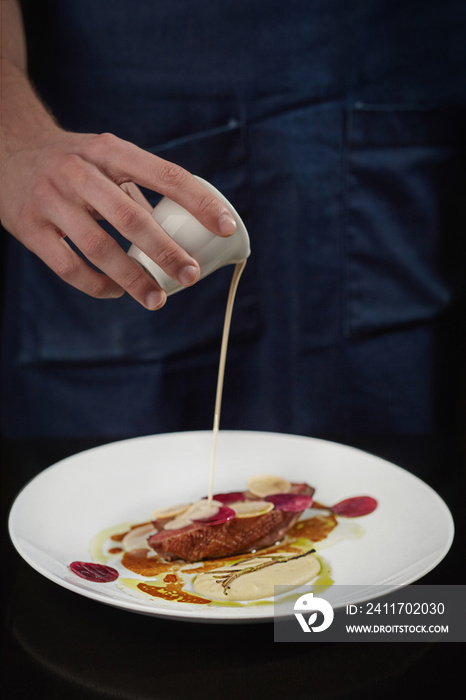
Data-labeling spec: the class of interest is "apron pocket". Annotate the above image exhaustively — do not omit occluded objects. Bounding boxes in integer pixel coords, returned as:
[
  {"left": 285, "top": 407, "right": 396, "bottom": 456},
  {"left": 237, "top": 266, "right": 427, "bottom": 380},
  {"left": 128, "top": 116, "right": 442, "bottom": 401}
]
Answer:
[
  {"left": 344, "top": 103, "right": 466, "bottom": 339},
  {"left": 17, "top": 119, "right": 259, "bottom": 365}
]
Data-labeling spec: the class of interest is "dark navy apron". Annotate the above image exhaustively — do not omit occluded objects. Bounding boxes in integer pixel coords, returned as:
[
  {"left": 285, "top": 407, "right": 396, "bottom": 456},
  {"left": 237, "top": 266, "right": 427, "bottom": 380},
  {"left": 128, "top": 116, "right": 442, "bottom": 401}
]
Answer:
[{"left": 2, "top": 1, "right": 466, "bottom": 453}]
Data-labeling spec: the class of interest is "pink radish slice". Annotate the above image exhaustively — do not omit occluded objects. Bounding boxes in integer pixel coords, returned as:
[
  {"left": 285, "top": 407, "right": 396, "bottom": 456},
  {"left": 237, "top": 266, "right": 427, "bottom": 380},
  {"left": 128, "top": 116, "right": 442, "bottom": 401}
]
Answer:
[
  {"left": 192, "top": 505, "right": 236, "bottom": 525},
  {"left": 70, "top": 561, "right": 119, "bottom": 582},
  {"left": 212, "top": 492, "right": 246, "bottom": 504},
  {"left": 331, "top": 496, "right": 377, "bottom": 517},
  {"left": 264, "top": 493, "right": 313, "bottom": 512}
]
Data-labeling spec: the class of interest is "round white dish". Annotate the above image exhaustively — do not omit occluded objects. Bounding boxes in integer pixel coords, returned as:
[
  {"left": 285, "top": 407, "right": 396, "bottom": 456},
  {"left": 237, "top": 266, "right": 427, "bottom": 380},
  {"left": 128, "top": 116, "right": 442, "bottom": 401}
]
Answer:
[{"left": 8, "top": 430, "right": 454, "bottom": 623}]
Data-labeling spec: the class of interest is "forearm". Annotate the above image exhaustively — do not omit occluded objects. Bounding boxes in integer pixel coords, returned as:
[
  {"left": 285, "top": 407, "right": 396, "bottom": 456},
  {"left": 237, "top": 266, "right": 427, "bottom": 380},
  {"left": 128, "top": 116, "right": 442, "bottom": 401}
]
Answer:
[
  {"left": 1, "top": 0, "right": 58, "bottom": 159},
  {"left": 1, "top": 0, "right": 26, "bottom": 69}
]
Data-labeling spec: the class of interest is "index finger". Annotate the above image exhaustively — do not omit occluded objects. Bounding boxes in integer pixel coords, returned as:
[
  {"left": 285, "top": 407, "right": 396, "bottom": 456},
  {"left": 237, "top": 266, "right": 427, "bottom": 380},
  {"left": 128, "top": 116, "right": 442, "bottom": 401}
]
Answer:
[{"left": 82, "top": 133, "right": 238, "bottom": 237}]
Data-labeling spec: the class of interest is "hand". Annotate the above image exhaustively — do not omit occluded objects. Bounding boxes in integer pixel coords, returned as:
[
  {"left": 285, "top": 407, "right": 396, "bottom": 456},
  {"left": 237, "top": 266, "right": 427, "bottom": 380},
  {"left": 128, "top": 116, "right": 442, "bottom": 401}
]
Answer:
[{"left": 1, "top": 127, "right": 237, "bottom": 309}]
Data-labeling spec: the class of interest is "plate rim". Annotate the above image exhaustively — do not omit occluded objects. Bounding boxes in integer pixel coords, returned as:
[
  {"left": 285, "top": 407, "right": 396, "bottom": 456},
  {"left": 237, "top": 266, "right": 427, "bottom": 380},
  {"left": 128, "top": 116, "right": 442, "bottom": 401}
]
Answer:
[{"left": 8, "top": 429, "right": 455, "bottom": 623}]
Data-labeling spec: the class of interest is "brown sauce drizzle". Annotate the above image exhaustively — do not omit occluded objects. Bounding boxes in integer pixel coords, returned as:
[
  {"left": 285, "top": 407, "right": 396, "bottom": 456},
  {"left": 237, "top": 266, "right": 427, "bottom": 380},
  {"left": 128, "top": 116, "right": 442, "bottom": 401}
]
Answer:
[
  {"left": 110, "top": 532, "right": 127, "bottom": 542},
  {"left": 137, "top": 577, "right": 210, "bottom": 605},
  {"left": 288, "top": 513, "right": 338, "bottom": 542},
  {"left": 121, "top": 550, "right": 183, "bottom": 578}
]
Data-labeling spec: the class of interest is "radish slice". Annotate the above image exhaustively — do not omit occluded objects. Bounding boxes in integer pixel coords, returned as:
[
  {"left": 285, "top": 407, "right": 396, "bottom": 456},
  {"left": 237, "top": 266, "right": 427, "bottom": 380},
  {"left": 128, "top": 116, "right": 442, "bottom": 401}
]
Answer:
[
  {"left": 231, "top": 500, "right": 274, "bottom": 518},
  {"left": 331, "top": 496, "right": 377, "bottom": 517},
  {"left": 193, "top": 506, "right": 236, "bottom": 525},
  {"left": 212, "top": 492, "right": 246, "bottom": 504},
  {"left": 247, "top": 475, "right": 291, "bottom": 498},
  {"left": 265, "top": 493, "right": 313, "bottom": 512},
  {"left": 122, "top": 523, "right": 156, "bottom": 551},
  {"left": 70, "top": 561, "right": 119, "bottom": 582},
  {"left": 152, "top": 503, "right": 190, "bottom": 519}
]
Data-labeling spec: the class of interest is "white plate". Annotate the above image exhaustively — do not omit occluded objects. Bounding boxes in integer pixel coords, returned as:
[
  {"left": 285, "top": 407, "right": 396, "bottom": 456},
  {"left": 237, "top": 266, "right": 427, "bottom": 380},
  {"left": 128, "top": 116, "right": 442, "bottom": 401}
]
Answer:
[{"left": 9, "top": 430, "right": 454, "bottom": 623}]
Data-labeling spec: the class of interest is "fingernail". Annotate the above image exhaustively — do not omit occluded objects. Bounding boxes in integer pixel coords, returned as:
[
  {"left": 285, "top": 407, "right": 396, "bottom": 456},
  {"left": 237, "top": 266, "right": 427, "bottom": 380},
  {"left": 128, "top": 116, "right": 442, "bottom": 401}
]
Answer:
[
  {"left": 179, "top": 264, "right": 199, "bottom": 286},
  {"left": 146, "top": 290, "right": 166, "bottom": 309},
  {"left": 219, "top": 211, "right": 237, "bottom": 235}
]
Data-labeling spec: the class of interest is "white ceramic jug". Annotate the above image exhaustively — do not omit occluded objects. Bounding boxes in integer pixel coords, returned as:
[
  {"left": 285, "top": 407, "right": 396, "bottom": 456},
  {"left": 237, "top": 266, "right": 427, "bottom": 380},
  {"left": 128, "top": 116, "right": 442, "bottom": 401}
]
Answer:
[{"left": 127, "top": 177, "right": 250, "bottom": 295}]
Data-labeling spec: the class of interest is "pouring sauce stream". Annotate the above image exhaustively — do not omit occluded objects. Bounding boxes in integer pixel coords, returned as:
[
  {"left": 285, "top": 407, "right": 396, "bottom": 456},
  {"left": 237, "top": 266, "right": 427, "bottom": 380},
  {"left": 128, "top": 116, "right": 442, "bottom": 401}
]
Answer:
[{"left": 207, "top": 259, "right": 247, "bottom": 504}]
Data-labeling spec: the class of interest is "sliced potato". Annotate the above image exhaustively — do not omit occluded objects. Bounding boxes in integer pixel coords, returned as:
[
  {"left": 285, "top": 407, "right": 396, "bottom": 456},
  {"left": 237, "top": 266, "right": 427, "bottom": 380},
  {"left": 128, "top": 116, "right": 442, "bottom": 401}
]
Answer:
[
  {"left": 231, "top": 500, "right": 274, "bottom": 518},
  {"left": 122, "top": 523, "right": 156, "bottom": 552},
  {"left": 246, "top": 475, "right": 292, "bottom": 498},
  {"left": 151, "top": 503, "right": 190, "bottom": 519}
]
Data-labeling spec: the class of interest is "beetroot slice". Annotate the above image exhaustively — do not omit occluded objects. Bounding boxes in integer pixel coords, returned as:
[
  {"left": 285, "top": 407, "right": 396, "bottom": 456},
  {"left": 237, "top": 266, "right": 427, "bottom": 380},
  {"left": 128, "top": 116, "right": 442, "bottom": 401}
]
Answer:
[
  {"left": 70, "top": 561, "right": 119, "bottom": 582},
  {"left": 192, "top": 505, "right": 236, "bottom": 525},
  {"left": 331, "top": 496, "right": 378, "bottom": 517},
  {"left": 264, "top": 493, "right": 313, "bottom": 512},
  {"left": 212, "top": 491, "right": 246, "bottom": 504}
]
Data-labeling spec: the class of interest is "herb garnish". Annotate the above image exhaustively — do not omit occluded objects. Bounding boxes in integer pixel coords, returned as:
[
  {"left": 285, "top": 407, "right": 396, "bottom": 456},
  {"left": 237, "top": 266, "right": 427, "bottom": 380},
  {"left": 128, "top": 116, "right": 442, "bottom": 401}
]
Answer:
[{"left": 213, "top": 548, "right": 316, "bottom": 595}]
